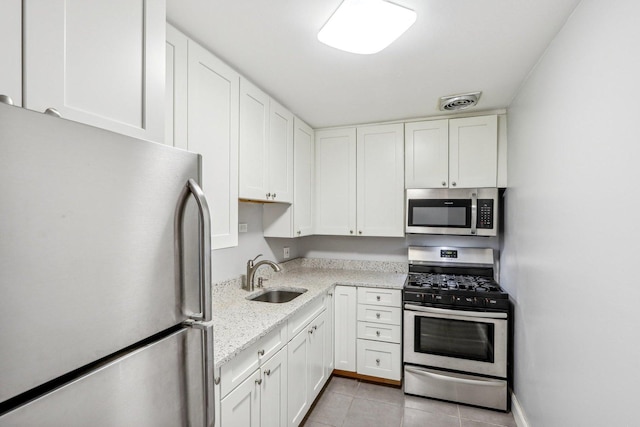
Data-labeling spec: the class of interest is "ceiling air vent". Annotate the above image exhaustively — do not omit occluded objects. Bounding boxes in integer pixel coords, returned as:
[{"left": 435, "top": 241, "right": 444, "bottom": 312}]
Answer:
[{"left": 439, "top": 92, "right": 482, "bottom": 111}]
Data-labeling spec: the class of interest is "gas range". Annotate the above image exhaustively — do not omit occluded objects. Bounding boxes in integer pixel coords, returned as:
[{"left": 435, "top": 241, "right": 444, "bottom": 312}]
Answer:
[{"left": 404, "top": 246, "right": 509, "bottom": 311}]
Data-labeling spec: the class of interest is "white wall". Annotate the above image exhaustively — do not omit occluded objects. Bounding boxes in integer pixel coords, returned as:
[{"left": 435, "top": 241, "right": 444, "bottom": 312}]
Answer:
[
  {"left": 502, "top": 1, "right": 640, "bottom": 425},
  {"left": 211, "top": 202, "right": 299, "bottom": 282}
]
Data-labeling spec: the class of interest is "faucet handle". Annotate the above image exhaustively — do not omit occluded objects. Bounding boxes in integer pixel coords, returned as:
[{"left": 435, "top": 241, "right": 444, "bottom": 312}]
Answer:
[{"left": 248, "top": 254, "right": 263, "bottom": 266}]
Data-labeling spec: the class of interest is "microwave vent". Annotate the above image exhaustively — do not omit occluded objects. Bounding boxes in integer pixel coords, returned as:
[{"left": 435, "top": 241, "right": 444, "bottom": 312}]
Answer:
[{"left": 439, "top": 92, "right": 481, "bottom": 111}]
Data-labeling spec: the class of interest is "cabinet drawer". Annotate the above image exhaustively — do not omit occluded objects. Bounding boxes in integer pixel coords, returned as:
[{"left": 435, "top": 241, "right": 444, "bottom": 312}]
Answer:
[
  {"left": 357, "top": 287, "right": 401, "bottom": 307},
  {"left": 220, "top": 323, "right": 286, "bottom": 397},
  {"left": 357, "top": 304, "right": 401, "bottom": 325},
  {"left": 357, "top": 321, "right": 401, "bottom": 343},
  {"left": 356, "top": 339, "right": 401, "bottom": 381},
  {"left": 287, "top": 294, "right": 325, "bottom": 340}
]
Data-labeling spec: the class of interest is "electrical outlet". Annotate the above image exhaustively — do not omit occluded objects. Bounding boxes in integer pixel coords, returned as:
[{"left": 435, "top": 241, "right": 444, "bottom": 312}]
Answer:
[
  {"left": 283, "top": 247, "right": 290, "bottom": 259},
  {"left": 238, "top": 223, "right": 248, "bottom": 233}
]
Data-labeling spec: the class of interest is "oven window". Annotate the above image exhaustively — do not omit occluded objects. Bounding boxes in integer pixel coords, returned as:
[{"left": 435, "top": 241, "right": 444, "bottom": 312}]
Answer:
[{"left": 414, "top": 317, "right": 495, "bottom": 363}]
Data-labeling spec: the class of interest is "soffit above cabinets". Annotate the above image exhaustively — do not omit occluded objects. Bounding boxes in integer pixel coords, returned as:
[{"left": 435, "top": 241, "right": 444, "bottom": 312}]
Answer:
[{"left": 167, "top": 0, "right": 580, "bottom": 128}]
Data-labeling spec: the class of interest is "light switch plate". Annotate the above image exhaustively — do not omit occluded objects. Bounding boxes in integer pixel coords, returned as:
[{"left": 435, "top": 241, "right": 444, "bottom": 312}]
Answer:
[{"left": 238, "top": 223, "right": 248, "bottom": 233}]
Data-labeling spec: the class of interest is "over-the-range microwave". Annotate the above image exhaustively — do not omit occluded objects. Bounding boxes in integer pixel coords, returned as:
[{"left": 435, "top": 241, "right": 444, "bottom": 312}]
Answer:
[{"left": 406, "top": 188, "right": 499, "bottom": 236}]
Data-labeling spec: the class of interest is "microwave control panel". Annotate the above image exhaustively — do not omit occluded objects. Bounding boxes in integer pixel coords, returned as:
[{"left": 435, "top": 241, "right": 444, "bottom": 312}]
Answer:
[{"left": 477, "top": 199, "right": 494, "bottom": 229}]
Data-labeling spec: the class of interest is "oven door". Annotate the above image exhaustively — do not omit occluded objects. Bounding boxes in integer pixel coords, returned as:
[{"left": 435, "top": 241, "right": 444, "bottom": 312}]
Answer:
[{"left": 403, "top": 304, "right": 507, "bottom": 378}]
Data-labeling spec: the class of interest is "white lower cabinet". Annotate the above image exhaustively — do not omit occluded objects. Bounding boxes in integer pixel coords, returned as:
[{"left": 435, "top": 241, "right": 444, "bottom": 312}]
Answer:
[
  {"left": 356, "top": 339, "right": 401, "bottom": 381},
  {"left": 220, "top": 346, "right": 288, "bottom": 427},
  {"left": 288, "top": 309, "right": 327, "bottom": 427},
  {"left": 334, "top": 285, "right": 357, "bottom": 371}
]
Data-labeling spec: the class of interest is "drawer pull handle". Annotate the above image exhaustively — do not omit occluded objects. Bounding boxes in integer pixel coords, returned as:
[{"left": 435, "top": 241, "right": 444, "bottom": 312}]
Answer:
[
  {"left": 376, "top": 331, "right": 380, "bottom": 336},
  {"left": 264, "top": 369, "right": 271, "bottom": 377},
  {"left": 376, "top": 359, "right": 380, "bottom": 366},
  {"left": 376, "top": 296, "right": 381, "bottom": 301},
  {"left": 214, "top": 377, "right": 221, "bottom": 385},
  {"left": 258, "top": 349, "right": 265, "bottom": 356},
  {"left": 308, "top": 328, "right": 314, "bottom": 334},
  {"left": 255, "top": 378, "right": 262, "bottom": 385},
  {"left": 376, "top": 313, "right": 381, "bottom": 319}
]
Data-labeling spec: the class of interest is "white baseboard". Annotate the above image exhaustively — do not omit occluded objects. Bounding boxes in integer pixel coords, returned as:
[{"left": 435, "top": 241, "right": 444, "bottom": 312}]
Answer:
[{"left": 511, "top": 392, "right": 530, "bottom": 427}]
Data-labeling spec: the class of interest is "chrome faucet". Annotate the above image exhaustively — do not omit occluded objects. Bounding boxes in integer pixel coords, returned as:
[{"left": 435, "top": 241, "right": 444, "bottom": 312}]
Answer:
[{"left": 245, "top": 254, "right": 281, "bottom": 291}]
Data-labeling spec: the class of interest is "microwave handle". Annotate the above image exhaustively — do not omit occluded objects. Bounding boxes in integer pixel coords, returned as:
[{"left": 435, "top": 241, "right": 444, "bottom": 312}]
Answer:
[{"left": 470, "top": 191, "right": 478, "bottom": 235}]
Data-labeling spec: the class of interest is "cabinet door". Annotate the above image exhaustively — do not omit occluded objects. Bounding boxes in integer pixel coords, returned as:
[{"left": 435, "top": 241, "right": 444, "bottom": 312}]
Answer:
[
  {"left": 334, "top": 286, "right": 357, "bottom": 372},
  {"left": 188, "top": 40, "right": 239, "bottom": 249},
  {"left": 405, "top": 120, "right": 449, "bottom": 188},
  {"left": 287, "top": 329, "right": 309, "bottom": 427},
  {"left": 23, "top": 0, "right": 165, "bottom": 142},
  {"left": 308, "top": 310, "right": 327, "bottom": 401},
  {"left": 262, "top": 117, "right": 314, "bottom": 238},
  {"left": 239, "top": 78, "right": 270, "bottom": 201},
  {"left": 449, "top": 115, "right": 498, "bottom": 188},
  {"left": 221, "top": 370, "right": 261, "bottom": 427},
  {"left": 315, "top": 128, "right": 357, "bottom": 236},
  {"left": 261, "top": 347, "right": 288, "bottom": 427},
  {"left": 268, "top": 100, "right": 294, "bottom": 203},
  {"left": 324, "top": 289, "right": 335, "bottom": 376},
  {"left": 293, "top": 118, "right": 315, "bottom": 236},
  {"left": 0, "top": 0, "right": 21, "bottom": 107},
  {"left": 356, "top": 124, "right": 405, "bottom": 237},
  {"left": 164, "top": 24, "right": 188, "bottom": 150}
]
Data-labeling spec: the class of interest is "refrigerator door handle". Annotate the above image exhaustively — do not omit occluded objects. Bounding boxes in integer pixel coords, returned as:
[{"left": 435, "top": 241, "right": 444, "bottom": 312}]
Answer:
[
  {"left": 175, "top": 178, "right": 212, "bottom": 322},
  {"left": 185, "top": 321, "right": 215, "bottom": 427}
]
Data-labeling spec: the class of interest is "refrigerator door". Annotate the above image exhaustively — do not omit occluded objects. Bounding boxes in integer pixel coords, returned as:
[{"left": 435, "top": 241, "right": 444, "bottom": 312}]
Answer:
[
  {"left": 0, "top": 104, "right": 203, "bottom": 402},
  {"left": 0, "top": 325, "right": 213, "bottom": 426}
]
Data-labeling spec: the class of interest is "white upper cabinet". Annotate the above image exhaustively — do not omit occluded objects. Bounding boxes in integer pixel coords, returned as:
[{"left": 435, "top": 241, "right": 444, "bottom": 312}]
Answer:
[
  {"left": 187, "top": 39, "right": 240, "bottom": 249},
  {"left": 23, "top": 0, "right": 165, "bottom": 142},
  {"left": 239, "top": 78, "right": 294, "bottom": 203},
  {"left": 165, "top": 24, "right": 239, "bottom": 249},
  {"left": 315, "top": 128, "right": 357, "bottom": 236},
  {"left": 405, "top": 119, "right": 449, "bottom": 188},
  {"left": 405, "top": 115, "right": 499, "bottom": 189},
  {"left": 164, "top": 24, "right": 188, "bottom": 150},
  {"left": 0, "top": 0, "right": 22, "bottom": 107},
  {"left": 315, "top": 124, "right": 404, "bottom": 237},
  {"left": 263, "top": 117, "right": 315, "bottom": 238},
  {"left": 356, "top": 124, "right": 405, "bottom": 237},
  {"left": 449, "top": 115, "right": 498, "bottom": 188}
]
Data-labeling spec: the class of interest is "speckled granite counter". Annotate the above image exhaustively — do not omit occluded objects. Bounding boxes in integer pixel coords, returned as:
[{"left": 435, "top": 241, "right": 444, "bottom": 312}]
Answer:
[{"left": 211, "top": 258, "right": 407, "bottom": 369}]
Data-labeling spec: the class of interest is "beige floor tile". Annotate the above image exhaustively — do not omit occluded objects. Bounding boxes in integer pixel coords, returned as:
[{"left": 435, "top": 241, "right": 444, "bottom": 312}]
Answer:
[
  {"left": 403, "top": 407, "right": 461, "bottom": 427},
  {"left": 326, "top": 376, "right": 360, "bottom": 396},
  {"left": 355, "top": 381, "right": 405, "bottom": 407},
  {"left": 459, "top": 405, "right": 516, "bottom": 427},
  {"left": 307, "top": 391, "right": 354, "bottom": 427},
  {"left": 342, "top": 398, "right": 404, "bottom": 427},
  {"left": 404, "top": 394, "right": 460, "bottom": 417}
]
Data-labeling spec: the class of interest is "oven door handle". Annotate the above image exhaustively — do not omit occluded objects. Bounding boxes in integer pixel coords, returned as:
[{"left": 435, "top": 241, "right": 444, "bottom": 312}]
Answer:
[
  {"left": 404, "top": 303, "right": 507, "bottom": 319},
  {"left": 405, "top": 366, "right": 505, "bottom": 387}
]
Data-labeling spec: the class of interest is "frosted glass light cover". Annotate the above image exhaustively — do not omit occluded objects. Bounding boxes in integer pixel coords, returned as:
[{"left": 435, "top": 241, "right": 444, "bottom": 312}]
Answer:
[{"left": 317, "top": 0, "right": 417, "bottom": 54}]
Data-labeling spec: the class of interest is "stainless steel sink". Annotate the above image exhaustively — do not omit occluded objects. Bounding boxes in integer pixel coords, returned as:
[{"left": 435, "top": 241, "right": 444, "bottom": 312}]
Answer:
[{"left": 246, "top": 287, "right": 307, "bottom": 303}]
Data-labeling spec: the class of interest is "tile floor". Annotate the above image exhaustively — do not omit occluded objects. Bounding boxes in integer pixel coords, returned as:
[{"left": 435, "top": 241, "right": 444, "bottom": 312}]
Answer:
[{"left": 302, "top": 376, "right": 517, "bottom": 427}]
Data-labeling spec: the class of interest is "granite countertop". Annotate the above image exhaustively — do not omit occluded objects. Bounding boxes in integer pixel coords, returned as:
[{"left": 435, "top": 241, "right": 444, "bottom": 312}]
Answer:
[{"left": 211, "top": 258, "right": 407, "bottom": 369}]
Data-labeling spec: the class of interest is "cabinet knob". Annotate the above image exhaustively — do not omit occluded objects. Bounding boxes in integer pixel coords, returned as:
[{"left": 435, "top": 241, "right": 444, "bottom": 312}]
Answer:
[
  {"left": 350, "top": 230, "right": 354, "bottom": 234},
  {"left": 376, "top": 359, "right": 380, "bottom": 366},
  {"left": 255, "top": 378, "right": 263, "bottom": 385},
  {"left": 297, "top": 230, "right": 302, "bottom": 235},
  {"left": 266, "top": 192, "right": 271, "bottom": 199},
  {"left": 264, "top": 369, "right": 271, "bottom": 377},
  {"left": 0, "top": 95, "right": 14, "bottom": 105},
  {"left": 376, "top": 331, "right": 381, "bottom": 337},
  {"left": 258, "top": 349, "right": 265, "bottom": 356},
  {"left": 358, "top": 230, "right": 362, "bottom": 235},
  {"left": 451, "top": 182, "right": 457, "bottom": 187},
  {"left": 313, "top": 325, "right": 318, "bottom": 331},
  {"left": 376, "top": 296, "right": 381, "bottom": 301},
  {"left": 442, "top": 181, "right": 447, "bottom": 187},
  {"left": 44, "top": 108, "right": 62, "bottom": 118},
  {"left": 376, "top": 313, "right": 381, "bottom": 319},
  {"left": 272, "top": 193, "right": 276, "bottom": 199},
  {"left": 308, "top": 328, "right": 314, "bottom": 334},
  {"left": 328, "top": 291, "right": 333, "bottom": 296}
]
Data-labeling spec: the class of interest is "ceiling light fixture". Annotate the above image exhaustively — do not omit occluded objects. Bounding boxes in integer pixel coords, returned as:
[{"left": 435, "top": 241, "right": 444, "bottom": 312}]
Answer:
[{"left": 317, "top": 0, "right": 417, "bottom": 55}]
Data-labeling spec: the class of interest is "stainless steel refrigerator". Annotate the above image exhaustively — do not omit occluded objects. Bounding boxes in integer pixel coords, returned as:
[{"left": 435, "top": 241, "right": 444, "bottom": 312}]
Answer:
[{"left": 0, "top": 103, "right": 214, "bottom": 426}]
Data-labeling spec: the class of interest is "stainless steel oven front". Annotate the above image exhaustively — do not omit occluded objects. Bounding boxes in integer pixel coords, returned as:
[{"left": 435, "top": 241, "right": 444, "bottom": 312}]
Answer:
[{"left": 404, "top": 304, "right": 507, "bottom": 378}]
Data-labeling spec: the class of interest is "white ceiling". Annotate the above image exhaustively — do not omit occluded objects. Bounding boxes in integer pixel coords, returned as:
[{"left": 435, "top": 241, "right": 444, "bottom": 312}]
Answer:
[{"left": 167, "top": 0, "right": 580, "bottom": 129}]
